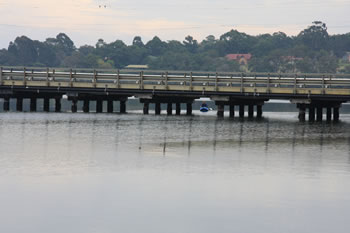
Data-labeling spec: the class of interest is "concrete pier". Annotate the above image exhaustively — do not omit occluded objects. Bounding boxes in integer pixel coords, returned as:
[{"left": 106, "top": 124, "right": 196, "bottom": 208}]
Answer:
[
  {"left": 334, "top": 107, "right": 340, "bottom": 122},
  {"left": 43, "top": 98, "right": 50, "bottom": 112},
  {"left": 143, "top": 102, "right": 149, "bottom": 115},
  {"left": 96, "top": 100, "right": 103, "bottom": 113},
  {"left": 107, "top": 100, "right": 113, "bottom": 113},
  {"left": 71, "top": 99, "right": 78, "bottom": 113},
  {"left": 186, "top": 103, "right": 192, "bottom": 115},
  {"left": 30, "top": 97, "right": 37, "bottom": 112},
  {"left": 248, "top": 105, "right": 254, "bottom": 118},
  {"left": 155, "top": 103, "right": 161, "bottom": 115},
  {"left": 229, "top": 104, "right": 235, "bottom": 118},
  {"left": 167, "top": 103, "right": 173, "bottom": 115},
  {"left": 239, "top": 105, "right": 244, "bottom": 118},
  {"left": 309, "top": 107, "right": 315, "bottom": 122},
  {"left": 257, "top": 105, "right": 263, "bottom": 118},
  {"left": 3, "top": 97, "right": 9, "bottom": 111},
  {"left": 120, "top": 100, "right": 126, "bottom": 113},
  {"left": 176, "top": 103, "right": 181, "bottom": 115},
  {"left": 16, "top": 97, "right": 23, "bottom": 112},
  {"left": 83, "top": 99, "right": 89, "bottom": 113},
  {"left": 298, "top": 104, "right": 306, "bottom": 122},
  {"left": 55, "top": 98, "right": 61, "bottom": 112},
  {"left": 326, "top": 107, "right": 332, "bottom": 122},
  {"left": 217, "top": 104, "right": 224, "bottom": 118},
  {"left": 316, "top": 107, "right": 323, "bottom": 122}
]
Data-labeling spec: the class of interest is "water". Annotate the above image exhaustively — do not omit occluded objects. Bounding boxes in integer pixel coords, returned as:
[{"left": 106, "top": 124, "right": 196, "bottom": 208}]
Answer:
[{"left": 1, "top": 111, "right": 350, "bottom": 233}]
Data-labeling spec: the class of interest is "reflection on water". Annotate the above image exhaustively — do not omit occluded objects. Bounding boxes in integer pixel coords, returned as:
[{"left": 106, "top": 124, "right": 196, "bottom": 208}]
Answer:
[{"left": 1, "top": 111, "right": 350, "bottom": 233}]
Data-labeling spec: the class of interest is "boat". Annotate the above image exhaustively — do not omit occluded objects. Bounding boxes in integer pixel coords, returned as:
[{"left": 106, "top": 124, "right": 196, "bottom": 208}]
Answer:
[{"left": 200, "top": 102, "right": 209, "bottom": 112}]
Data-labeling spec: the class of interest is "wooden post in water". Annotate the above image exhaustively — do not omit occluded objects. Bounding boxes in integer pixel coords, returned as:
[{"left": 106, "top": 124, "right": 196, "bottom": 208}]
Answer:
[
  {"left": 16, "top": 97, "right": 23, "bottom": 112},
  {"left": 107, "top": 100, "right": 113, "bottom": 113},
  {"left": 120, "top": 100, "right": 126, "bottom": 113},
  {"left": 167, "top": 103, "right": 173, "bottom": 115},
  {"left": 55, "top": 98, "right": 61, "bottom": 112},
  {"left": 3, "top": 97, "right": 10, "bottom": 111},
  {"left": 83, "top": 99, "right": 90, "bottom": 113},
  {"left": 30, "top": 97, "right": 37, "bottom": 112},
  {"left": 176, "top": 103, "right": 181, "bottom": 115},
  {"left": 43, "top": 97, "right": 50, "bottom": 112}
]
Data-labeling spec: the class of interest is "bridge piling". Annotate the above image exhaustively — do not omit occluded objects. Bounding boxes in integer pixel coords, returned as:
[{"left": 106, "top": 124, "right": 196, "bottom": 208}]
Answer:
[
  {"left": 96, "top": 100, "right": 103, "bottom": 113},
  {"left": 55, "top": 98, "right": 61, "bottom": 112},
  {"left": 239, "top": 105, "right": 245, "bottom": 118},
  {"left": 326, "top": 107, "right": 332, "bottom": 122},
  {"left": 186, "top": 103, "right": 192, "bottom": 115},
  {"left": 316, "top": 107, "right": 323, "bottom": 122},
  {"left": 3, "top": 97, "right": 10, "bottom": 111},
  {"left": 71, "top": 99, "right": 78, "bottom": 113},
  {"left": 309, "top": 107, "right": 315, "bottom": 122},
  {"left": 257, "top": 105, "right": 263, "bottom": 118},
  {"left": 143, "top": 102, "right": 149, "bottom": 115},
  {"left": 229, "top": 104, "right": 235, "bottom": 118},
  {"left": 120, "top": 100, "right": 126, "bottom": 113},
  {"left": 217, "top": 104, "right": 224, "bottom": 118},
  {"left": 107, "top": 100, "right": 113, "bottom": 113},
  {"left": 298, "top": 104, "right": 306, "bottom": 122},
  {"left": 167, "top": 103, "right": 173, "bottom": 115},
  {"left": 155, "top": 103, "right": 161, "bottom": 115},
  {"left": 16, "top": 97, "right": 23, "bottom": 112},
  {"left": 30, "top": 97, "right": 37, "bottom": 112},
  {"left": 43, "top": 98, "right": 50, "bottom": 112},
  {"left": 83, "top": 99, "right": 90, "bottom": 113},
  {"left": 248, "top": 105, "right": 254, "bottom": 118},
  {"left": 176, "top": 103, "right": 181, "bottom": 115},
  {"left": 334, "top": 107, "right": 340, "bottom": 122}
]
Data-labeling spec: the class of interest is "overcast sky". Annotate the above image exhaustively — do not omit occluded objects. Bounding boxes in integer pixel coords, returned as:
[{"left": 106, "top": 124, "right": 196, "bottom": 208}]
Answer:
[{"left": 0, "top": 0, "right": 349, "bottom": 49}]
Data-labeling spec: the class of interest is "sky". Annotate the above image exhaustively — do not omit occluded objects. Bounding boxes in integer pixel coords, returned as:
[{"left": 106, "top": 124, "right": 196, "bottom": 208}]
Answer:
[{"left": 0, "top": 0, "right": 349, "bottom": 49}]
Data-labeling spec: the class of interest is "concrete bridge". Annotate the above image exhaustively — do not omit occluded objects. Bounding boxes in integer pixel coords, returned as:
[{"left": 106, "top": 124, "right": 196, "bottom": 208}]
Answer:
[{"left": 1, "top": 66, "right": 350, "bottom": 122}]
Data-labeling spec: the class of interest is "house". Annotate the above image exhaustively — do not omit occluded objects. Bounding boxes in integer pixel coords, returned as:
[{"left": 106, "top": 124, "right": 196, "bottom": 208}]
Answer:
[
  {"left": 225, "top": 54, "right": 252, "bottom": 65},
  {"left": 343, "top": 52, "right": 350, "bottom": 62}
]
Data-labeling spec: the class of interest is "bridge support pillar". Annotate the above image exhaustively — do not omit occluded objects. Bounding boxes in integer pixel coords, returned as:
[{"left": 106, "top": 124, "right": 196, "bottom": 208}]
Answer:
[
  {"left": 96, "top": 100, "right": 103, "bottom": 113},
  {"left": 229, "top": 104, "right": 235, "bottom": 118},
  {"left": 239, "top": 105, "right": 244, "bottom": 118},
  {"left": 186, "top": 103, "right": 192, "bottom": 116},
  {"left": 326, "top": 107, "right": 332, "bottom": 122},
  {"left": 16, "top": 97, "right": 23, "bottom": 112},
  {"left": 3, "top": 97, "right": 10, "bottom": 112},
  {"left": 316, "top": 107, "right": 323, "bottom": 122},
  {"left": 120, "top": 100, "right": 126, "bottom": 113},
  {"left": 55, "top": 98, "right": 61, "bottom": 112},
  {"left": 155, "top": 103, "right": 161, "bottom": 115},
  {"left": 143, "top": 102, "right": 149, "bottom": 115},
  {"left": 257, "top": 105, "right": 263, "bottom": 118},
  {"left": 298, "top": 104, "right": 306, "bottom": 122},
  {"left": 334, "top": 107, "right": 340, "bottom": 122},
  {"left": 217, "top": 104, "right": 224, "bottom": 118},
  {"left": 309, "top": 107, "right": 315, "bottom": 122},
  {"left": 30, "top": 97, "right": 37, "bottom": 112},
  {"left": 107, "top": 100, "right": 113, "bottom": 113},
  {"left": 167, "top": 103, "right": 173, "bottom": 115},
  {"left": 71, "top": 99, "right": 78, "bottom": 113},
  {"left": 248, "top": 105, "right": 254, "bottom": 118},
  {"left": 44, "top": 98, "right": 50, "bottom": 112},
  {"left": 176, "top": 103, "right": 181, "bottom": 115},
  {"left": 83, "top": 100, "right": 90, "bottom": 113}
]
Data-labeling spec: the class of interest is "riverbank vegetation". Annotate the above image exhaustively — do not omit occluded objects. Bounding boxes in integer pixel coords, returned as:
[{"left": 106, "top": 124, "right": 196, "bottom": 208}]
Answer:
[{"left": 1, "top": 21, "right": 350, "bottom": 73}]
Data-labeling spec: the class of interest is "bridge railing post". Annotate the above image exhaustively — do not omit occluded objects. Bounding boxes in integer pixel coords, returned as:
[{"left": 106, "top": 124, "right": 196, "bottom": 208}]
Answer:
[
  {"left": 116, "top": 69, "right": 120, "bottom": 88},
  {"left": 139, "top": 71, "right": 144, "bottom": 89},
  {"left": 69, "top": 69, "right": 73, "bottom": 87},
  {"left": 215, "top": 72, "right": 218, "bottom": 91},
  {"left": 46, "top": 68, "right": 50, "bottom": 86},
  {"left": 23, "top": 67, "right": 26, "bottom": 86},
  {"left": 190, "top": 72, "right": 193, "bottom": 91},
  {"left": 240, "top": 73, "right": 244, "bottom": 93},
  {"left": 0, "top": 67, "right": 3, "bottom": 85},
  {"left": 165, "top": 72, "right": 168, "bottom": 90},
  {"left": 266, "top": 73, "right": 270, "bottom": 93}
]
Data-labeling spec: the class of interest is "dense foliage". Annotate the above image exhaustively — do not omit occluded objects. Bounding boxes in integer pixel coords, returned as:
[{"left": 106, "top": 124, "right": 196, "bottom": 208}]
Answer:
[{"left": 1, "top": 22, "right": 350, "bottom": 73}]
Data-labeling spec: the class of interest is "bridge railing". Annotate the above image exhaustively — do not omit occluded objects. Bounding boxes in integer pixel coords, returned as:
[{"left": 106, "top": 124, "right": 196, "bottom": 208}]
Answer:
[{"left": 1, "top": 66, "right": 350, "bottom": 95}]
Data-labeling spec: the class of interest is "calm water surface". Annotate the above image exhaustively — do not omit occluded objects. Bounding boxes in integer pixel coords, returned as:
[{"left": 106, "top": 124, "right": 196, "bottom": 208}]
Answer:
[{"left": 1, "top": 111, "right": 350, "bottom": 233}]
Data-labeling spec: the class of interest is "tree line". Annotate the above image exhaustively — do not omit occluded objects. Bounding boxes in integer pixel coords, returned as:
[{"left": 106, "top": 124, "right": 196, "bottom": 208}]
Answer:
[{"left": 1, "top": 21, "right": 350, "bottom": 73}]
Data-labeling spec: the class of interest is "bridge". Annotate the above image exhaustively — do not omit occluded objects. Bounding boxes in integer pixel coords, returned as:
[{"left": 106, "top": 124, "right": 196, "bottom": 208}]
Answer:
[{"left": 1, "top": 66, "right": 350, "bottom": 122}]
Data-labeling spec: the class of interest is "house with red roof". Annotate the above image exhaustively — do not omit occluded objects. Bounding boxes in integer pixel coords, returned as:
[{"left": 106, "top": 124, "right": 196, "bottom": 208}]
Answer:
[{"left": 225, "top": 54, "right": 252, "bottom": 65}]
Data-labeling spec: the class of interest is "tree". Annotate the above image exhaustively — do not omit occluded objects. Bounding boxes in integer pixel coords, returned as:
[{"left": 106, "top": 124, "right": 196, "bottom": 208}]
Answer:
[
  {"left": 183, "top": 35, "right": 198, "bottom": 53},
  {"left": 297, "top": 21, "right": 329, "bottom": 50}
]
